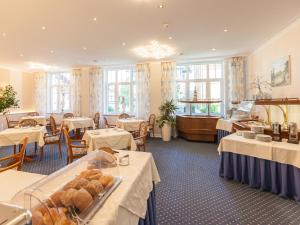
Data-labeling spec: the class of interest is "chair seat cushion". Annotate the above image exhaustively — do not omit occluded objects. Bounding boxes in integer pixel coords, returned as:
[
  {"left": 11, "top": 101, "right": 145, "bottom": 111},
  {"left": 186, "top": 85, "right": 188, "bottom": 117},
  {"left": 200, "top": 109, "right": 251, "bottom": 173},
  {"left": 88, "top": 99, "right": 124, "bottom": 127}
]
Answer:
[
  {"left": 72, "top": 147, "right": 88, "bottom": 156},
  {"left": 45, "top": 136, "right": 60, "bottom": 143}
]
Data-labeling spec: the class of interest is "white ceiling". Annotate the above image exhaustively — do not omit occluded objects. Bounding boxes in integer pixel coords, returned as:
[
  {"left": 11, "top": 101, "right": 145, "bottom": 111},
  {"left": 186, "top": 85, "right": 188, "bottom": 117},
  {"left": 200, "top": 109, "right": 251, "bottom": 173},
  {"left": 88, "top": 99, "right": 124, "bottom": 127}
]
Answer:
[{"left": 1, "top": 0, "right": 300, "bottom": 70}]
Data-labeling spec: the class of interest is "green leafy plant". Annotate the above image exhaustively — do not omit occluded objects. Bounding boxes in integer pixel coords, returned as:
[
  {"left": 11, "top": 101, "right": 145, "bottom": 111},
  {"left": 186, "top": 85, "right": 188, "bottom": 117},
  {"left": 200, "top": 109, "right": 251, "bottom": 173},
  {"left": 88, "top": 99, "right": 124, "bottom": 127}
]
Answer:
[
  {"left": 157, "top": 99, "right": 178, "bottom": 128},
  {"left": 0, "top": 85, "right": 19, "bottom": 114}
]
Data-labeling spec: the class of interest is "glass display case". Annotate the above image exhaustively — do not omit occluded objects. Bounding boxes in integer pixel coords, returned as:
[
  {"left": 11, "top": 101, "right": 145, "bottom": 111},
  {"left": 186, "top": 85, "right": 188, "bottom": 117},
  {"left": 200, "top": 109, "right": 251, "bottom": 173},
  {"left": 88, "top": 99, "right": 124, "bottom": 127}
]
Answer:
[{"left": 11, "top": 150, "right": 121, "bottom": 225}]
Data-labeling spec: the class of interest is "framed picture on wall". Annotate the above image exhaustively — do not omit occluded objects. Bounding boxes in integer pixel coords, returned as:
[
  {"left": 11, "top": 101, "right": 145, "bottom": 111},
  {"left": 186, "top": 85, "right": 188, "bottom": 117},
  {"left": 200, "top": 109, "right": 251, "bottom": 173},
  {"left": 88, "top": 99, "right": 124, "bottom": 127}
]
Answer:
[{"left": 271, "top": 56, "right": 291, "bottom": 87}]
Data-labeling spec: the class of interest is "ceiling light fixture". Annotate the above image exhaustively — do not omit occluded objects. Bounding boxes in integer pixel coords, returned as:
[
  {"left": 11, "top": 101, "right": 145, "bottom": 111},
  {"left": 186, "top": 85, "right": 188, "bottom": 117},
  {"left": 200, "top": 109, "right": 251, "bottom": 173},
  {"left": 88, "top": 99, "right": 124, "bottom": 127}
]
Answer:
[
  {"left": 122, "top": 42, "right": 126, "bottom": 46},
  {"left": 224, "top": 28, "right": 228, "bottom": 32},
  {"left": 163, "top": 23, "right": 169, "bottom": 29},
  {"left": 93, "top": 17, "right": 97, "bottom": 21},
  {"left": 41, "top": 26, "right": 46, "bottom": 30},
  {"left": 2, "top": 32, "right": 6, "bottom": 37},
  {"left": 168, "top": 36, "right": 173, "bottom": 40},
  {"left": 212, "top": 48, "right": 216, "bottom": 51},
  {"left": 82, "top": 47, "right": 87, "bottom": 51},
  {"left": 158, "top": 3, "right": 165, "bottom": 9},
  {"left": 20, "top": 54, "right": 24, "bottom": 57},
  {"left": 133, "top": 40, "right": 175, "bottom": 59}
]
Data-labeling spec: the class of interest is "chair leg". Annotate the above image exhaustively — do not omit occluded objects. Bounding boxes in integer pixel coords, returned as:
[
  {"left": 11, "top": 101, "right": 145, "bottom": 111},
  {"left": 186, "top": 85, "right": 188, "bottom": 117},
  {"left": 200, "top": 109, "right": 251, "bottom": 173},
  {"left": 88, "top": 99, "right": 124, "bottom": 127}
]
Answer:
[
  {"left": 40, "top": 146, "right": 44, "bottom": 161},
  {"left": 58, "top": 142, "right": 62, "bottom": 159},
  {"left": 13, "top": 145, "right": 16, "bottom": 154},
  {"left": 152, "top": 129, "right": 154, "bottom": 137},
  {"left": 34, "top": 142, "right": 37, "bottom": 154}
]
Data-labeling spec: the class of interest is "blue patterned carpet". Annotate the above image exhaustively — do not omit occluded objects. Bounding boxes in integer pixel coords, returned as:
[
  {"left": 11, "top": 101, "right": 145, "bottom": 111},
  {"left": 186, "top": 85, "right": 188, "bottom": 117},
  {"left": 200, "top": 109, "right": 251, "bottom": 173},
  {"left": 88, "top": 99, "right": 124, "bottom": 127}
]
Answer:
[{"left": 1, "top": 138, "right": 300, "bottom": 224}]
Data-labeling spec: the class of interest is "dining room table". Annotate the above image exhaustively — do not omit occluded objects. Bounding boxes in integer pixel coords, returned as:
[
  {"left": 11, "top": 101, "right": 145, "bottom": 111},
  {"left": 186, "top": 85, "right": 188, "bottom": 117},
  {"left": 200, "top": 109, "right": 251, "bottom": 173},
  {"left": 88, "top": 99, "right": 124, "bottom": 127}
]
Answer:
[
  {"left": 63, "top": 116, "right": 95, "bottom": 132},
  {"left": 82, "top": 128, "right": 137, "bottom": 152},
  {"left": 116, "top": 118, "right": 146, "bottom": 132},
  {"left": 20, "top": 115, "right": 48, "bottom": 126},
  {"left": 0, "top": 150, "right": 160, "bottom": 225}
]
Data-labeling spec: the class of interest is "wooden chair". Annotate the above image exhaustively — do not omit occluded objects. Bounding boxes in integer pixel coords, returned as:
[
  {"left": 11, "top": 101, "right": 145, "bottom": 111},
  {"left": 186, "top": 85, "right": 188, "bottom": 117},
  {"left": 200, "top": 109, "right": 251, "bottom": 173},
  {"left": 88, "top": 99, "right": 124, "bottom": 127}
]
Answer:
[
  {"left": 63, "top": 113, "right": 74, "bottom": 118},
  {"left": 104, "top": 117, "right": 116, "bottom": 128},
  {"left": 119, "top": 113, "right": 130, "bottom": 119},
  {"left": 147, "top": 114, "right": 156, "bottom": 137},
  {"left": 94, "top": 112, "right": 100, "bottom": 129},
  {"left": 0, "top": 137, "right": 28, "bottom": 172},
  {"left": 63, "top": 128, "right": 88, "bottom": 164},
  {"left": 27, "top": 112, "right": 39, "bottom": 116},
  {"left": 40, "top": 123, "right": 64, "bottom": 161},
  {"left": 134, "top": 122, "right": 148, "bottom": 151},
  {"left": 49, "top": 116, "right": 62, "bottom": 133},
  {"left": 5, "top": 114, "right": 19, "bottom": 128},
  {"left": 19, "top": 119, "right": 38, "bottom": 127}
]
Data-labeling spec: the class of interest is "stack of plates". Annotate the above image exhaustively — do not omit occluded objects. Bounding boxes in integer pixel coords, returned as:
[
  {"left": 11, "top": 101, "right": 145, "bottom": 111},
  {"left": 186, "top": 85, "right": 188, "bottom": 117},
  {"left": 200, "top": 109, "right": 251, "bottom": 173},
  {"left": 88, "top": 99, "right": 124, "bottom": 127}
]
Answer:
[
  {"left": 242, "top": 131, "right": 256, "bottom": 139},
  {"left": 256, "top": 134, "right": 272, "bottom": 142}
]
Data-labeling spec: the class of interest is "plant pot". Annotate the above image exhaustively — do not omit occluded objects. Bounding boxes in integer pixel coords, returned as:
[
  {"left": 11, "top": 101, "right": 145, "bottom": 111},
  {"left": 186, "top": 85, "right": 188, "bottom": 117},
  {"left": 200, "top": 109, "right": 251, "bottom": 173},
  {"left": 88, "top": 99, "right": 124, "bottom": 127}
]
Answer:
[{"left": 161, "top": 123, "right": 172, "bottom": 141}]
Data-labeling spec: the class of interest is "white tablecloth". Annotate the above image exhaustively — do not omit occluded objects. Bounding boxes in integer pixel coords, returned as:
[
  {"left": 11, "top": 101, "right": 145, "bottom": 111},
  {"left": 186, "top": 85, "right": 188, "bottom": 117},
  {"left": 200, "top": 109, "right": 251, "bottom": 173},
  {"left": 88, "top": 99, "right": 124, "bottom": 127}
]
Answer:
[
  {"left": 218, "top": 134, "right": 300, "bottom": 168},
  {"left": 216, "top": 118, "right": 235, "bottom": 132},
  {"left": 116, "top": 119, "right": 145, "bottom": 132},
  {"left": 21, "top": 116, "right": 47, "bottom": 126},
  {"left": 0, "top": 126, "right": 47, "bottom": 147},
  {"left": 0, "top": 151, "right": 160, "bottom": 225},
  {"left": 82, "top": 128, "right": 137, "bottom": 151},
  {"left": 63, "top": 117, "right": 95, "bottom": 131}
]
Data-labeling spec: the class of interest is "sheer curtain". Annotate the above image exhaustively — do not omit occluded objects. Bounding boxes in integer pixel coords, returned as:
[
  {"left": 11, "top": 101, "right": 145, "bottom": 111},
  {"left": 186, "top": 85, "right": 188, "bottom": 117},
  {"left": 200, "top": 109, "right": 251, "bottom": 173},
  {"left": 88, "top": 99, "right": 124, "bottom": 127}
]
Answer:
[
  {"left": 161, "top": 61, "right": 176, "bottom": 102},
  {"left": 136, "top": 63, "right": 151, "bottom": 119},
  {"left": 34, "top": 72, "right": 48, "bottom": 115},
  {"left": 89, "top": 67, "right": 103, "bottom": 116},
  {"left": 71, "top": 68, "right": 82, "bottom": 116},
  {"left": 224, "top": 56, "right": 246, "bottom": 109}
]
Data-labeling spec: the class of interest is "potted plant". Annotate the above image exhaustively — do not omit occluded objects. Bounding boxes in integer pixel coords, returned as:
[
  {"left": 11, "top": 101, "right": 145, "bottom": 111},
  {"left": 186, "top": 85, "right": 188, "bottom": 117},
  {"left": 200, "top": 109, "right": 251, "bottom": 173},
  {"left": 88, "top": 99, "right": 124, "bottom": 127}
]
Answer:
[
  {"left": 157, "top": 99, "right": 178, "bottom": 141},
  {"left": 0, "top": 85, "right": 19, "bottom": 114}
]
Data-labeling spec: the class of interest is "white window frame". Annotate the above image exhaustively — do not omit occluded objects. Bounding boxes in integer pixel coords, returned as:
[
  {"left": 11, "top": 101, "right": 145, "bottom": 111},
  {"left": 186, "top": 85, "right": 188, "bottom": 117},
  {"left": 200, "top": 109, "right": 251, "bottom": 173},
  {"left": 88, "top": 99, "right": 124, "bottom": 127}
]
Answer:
[
  {"left": 47, "top": 72, "right": 72, "bottom": 113},
  {"left": 176, "top": 61, "right": 225, "bottom": 115},
  {"left": 103, "top": 66, "right": 136, "bottom": 115}
]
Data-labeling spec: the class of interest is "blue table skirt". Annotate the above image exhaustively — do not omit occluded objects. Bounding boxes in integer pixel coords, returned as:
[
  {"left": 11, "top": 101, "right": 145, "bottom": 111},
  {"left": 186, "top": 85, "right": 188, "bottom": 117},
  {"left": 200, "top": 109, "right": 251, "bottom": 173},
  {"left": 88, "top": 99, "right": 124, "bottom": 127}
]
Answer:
[
  {"left": 219, "top": 152, "right": 300, "bottom": 202},
  {"left": 217, "top": 130, "right": 231, "bottom": 143},
  {"left": 138, "top": 184, "right": 157, "bottom": 225}
]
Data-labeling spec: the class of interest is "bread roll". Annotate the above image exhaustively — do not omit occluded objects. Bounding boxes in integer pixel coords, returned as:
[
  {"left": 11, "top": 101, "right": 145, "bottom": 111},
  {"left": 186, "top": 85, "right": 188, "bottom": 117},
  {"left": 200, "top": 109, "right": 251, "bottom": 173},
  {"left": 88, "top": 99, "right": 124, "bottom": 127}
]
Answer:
[
  {"left": 43, "top": 208, "right": 60, "bottom": 225},
  {"left": 32, "top": 210, "right": 44, "bottom": 225},
  {"left": 60, "top": 188, "right": 76, "bottom": 207},
  {"left": 63, "top": 177, "right": 80, "bottom": 190},
  {"left": 72, "top": 188, "right": 93, "bottom": 212},
  {"left": 99, "top": 175, "right": 115, "bottom": 188},
  {"left": 84, "top": 180, "right": 103, "bottom": 197},
  {"left": 48, "top": 191, "right": 64, "bottom": 207},
  {"left": 78, "top": 169, "right": 102, "bottom": 179}
]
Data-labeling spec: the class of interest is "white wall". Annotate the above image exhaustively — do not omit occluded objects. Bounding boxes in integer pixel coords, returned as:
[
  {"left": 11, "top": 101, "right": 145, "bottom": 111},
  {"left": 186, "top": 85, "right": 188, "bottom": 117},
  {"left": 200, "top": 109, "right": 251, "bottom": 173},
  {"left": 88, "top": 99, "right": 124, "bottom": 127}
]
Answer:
[{"left": 247, "top": 18, "right": 300, "bottom": 125}]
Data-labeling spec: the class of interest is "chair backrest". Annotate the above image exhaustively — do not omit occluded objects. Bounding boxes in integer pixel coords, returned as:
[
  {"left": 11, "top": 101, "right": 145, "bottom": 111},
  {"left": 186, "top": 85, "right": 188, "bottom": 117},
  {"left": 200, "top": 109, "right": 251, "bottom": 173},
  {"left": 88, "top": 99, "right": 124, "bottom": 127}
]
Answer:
[
  {"left": 104, "top": 117, "right": 109, "bottom": 128},
  {"left": 63, "top": 113, "right": 74, "bottom": 118},
  {"left": 139, "top": 122, "right": 148, "bottom": 144},
  {"left": 94, "top": 112, "right": 100, "bottom": 128},
  {"left": 27, "top": 112, "right": 39, "bottom": 116},
  {"left": 5, "top": 114, "right": 18, "bottom": 128},
  {"left": 119, "top": 113, "right": 130, "bottom": 119},
  {"left": 49, "top": 116, "right": 58, "bottom": 132},
  {"left": 0, "top": 137, "right": 28, "bottom": 172},
  {"left": 148, "top": 114, "right": 156, "bottom": 128},
  {"left": 19, "top": 119, "right": 38, "bottom": 127}
]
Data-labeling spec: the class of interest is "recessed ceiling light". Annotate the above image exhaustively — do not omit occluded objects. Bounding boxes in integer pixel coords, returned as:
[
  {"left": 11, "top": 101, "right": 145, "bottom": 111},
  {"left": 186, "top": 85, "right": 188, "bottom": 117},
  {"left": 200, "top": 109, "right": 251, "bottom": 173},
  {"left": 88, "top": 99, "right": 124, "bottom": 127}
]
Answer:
[
  {"left": 50, "top": 50, "right": 54, "bottom": 54},
  {"left": 122, "top": 42, "right": 126, "bottom": 46},
  {"left": 82, "top": 47, "right": 87, "bottom": 51},
  {"left": 168, "top": 36, "right": 173, "bottom": 40},
  {"left": 20, "top": 53, "right": 24, "bottom": 57},
  {"left": 93, "top": 17, "right": 97, "bottom": 21},
  {"left": 133, "top": 40, "right": 175, "bottom": 59},
  {"left": 158, "top": 3, "right": 165, "bottom": 9},
  {"left": 163, "top": 23, "right": 169, "bottom": 29},
  {"left": 224, "top": 28, "right": 228, "bottom": 32},
  {"left": 212, "top": 48, "right": 216, "bottom": 51},
  {"left": 2, "top": 32, "right": 6, "bottom": 37},
  {"left": 41, "top": 26, "right": 46, "bottom": 30}
]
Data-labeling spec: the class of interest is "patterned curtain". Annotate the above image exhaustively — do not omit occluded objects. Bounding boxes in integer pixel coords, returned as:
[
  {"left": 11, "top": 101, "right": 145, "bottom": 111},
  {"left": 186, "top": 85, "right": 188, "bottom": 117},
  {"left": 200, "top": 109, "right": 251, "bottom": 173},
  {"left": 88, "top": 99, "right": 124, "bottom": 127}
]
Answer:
[
  {"left": 34, "top": 72, "right": 48, "bottom": 115},
  {"left": 161, "top": 61, "right": 176, "bottom": 102},
  {"left": 89, "top": 67, "right": 103, "bottom": 116},
  {"left": 225, "top": 56, "right": 246, "bottom": 109},
  {"left": 71, "top": 68, "right": 82, "bottom": 116},
  {"left": 136, "top": 63, "right": 151, "bottom": 119}
]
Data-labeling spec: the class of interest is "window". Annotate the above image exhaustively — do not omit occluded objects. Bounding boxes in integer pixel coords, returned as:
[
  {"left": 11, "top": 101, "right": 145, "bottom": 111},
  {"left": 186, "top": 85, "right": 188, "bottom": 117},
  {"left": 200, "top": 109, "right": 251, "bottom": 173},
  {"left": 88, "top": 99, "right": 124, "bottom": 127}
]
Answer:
[
  {"left": 104, "top": 67, "right": 136, "bottom": 115},
  {"left": 47, "top": 72, "right": 72, "bottom": 113},
  {"left": 176, "top": 62, "right": 224, "bottom": 115}
]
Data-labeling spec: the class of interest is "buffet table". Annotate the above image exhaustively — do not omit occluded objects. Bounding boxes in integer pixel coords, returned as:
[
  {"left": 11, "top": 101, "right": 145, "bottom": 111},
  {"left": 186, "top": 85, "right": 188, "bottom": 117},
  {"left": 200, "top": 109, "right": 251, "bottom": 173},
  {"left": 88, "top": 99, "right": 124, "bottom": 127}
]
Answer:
[
  {"left": 0, "top": 151, "right": 160, "bottom": 225},
  {"left": 216, "top": 118, "right": 234, "bottom": 142},
  {"left": 83, "top": 128, "right": 137, "bottom": 151},
  {"left": 218, "top": 134, "right": 300, "bottom": 201}
]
